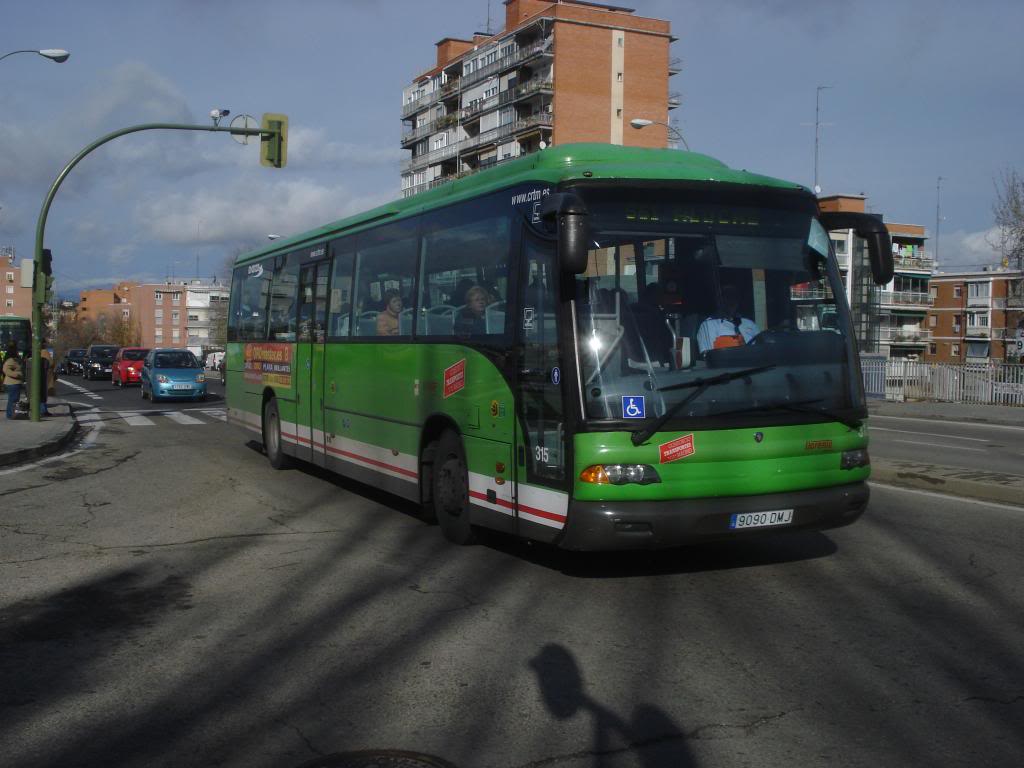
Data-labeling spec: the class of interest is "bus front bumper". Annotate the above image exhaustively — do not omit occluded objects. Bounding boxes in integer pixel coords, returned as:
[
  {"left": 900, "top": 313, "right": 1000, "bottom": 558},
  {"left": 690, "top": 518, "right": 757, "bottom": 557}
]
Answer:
[{"left": 556, "top": 482, "right": 868, "bottom": 551}]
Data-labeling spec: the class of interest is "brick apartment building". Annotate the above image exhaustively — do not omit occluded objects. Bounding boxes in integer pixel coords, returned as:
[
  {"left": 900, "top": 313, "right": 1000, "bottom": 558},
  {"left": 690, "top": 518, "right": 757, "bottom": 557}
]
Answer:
[
  {"left": 1, "top": 250, "right": 34, "bottom": 318},
  {"left": 817, "top": 195, "right": 934, "bottom": 357},
  {"left": 924, "top": 269, "right": 1024, "bottom": 363},
  {"left": 78, "top": 279, "right": 229, "bottom": 355},
  {"left": 401, "top": 0, "right": 678, "bottom": 196}
]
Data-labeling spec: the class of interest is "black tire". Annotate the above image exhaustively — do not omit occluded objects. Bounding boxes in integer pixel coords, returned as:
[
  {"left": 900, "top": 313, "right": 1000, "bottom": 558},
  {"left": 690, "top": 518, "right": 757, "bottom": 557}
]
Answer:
[
  {"left": 263, "top": 398, "right": 291, "bottom": 470},
  {"left": 141, "top": 383, "right": 148, "bottom": 400},
  {"left": 433, "top": 430, "right": 475, "bottom": 545}
]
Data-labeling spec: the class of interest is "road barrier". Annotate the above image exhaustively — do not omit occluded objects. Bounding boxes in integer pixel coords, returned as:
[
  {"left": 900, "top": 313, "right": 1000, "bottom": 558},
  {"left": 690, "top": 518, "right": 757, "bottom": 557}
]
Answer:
[{"left": 860, "top": 356, "right": 1024, "bottom": 406}]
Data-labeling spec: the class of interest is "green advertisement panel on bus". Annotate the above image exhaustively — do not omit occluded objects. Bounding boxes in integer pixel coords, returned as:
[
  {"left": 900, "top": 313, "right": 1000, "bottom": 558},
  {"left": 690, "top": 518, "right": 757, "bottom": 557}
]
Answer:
[{"left": 225, "top": 143, "right": 891, "bottom": 550}]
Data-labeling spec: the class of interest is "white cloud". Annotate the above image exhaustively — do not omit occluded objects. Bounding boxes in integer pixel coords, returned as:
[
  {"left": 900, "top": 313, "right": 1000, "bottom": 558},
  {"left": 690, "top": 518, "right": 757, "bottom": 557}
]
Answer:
[
  {"left": 134, "top": 177, "right": 394, "bottom": 246},
  {"left": 934, "top": 227, "right": 1004, "bottom": 270}
]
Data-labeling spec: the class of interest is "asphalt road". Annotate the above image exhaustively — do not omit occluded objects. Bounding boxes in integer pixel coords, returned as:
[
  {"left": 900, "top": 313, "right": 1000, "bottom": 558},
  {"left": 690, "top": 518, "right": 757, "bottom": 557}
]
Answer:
[
  {"left": 1, "top": 383, "right": 1022, "bottom": 767},
  {"left": 868, "top": 414, "right": 1024, "bottom": 475}
]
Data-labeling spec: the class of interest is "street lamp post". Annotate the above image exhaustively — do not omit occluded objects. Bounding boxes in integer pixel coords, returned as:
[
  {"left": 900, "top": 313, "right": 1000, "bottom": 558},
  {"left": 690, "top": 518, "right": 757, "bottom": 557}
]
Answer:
[
  {"left": 629, "top": 118, "right": 690, "bottom": 151},
  {"left": 28, "top": 118, "right": 285, "bottom": 421},
  {"left": 0, "top": 48, "right": 70, "bottom": 64}
]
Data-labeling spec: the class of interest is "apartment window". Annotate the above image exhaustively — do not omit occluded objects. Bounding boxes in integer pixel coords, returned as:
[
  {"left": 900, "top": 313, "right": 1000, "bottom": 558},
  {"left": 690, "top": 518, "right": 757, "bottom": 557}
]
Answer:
[
  {"left": 831, "top": 238, "right": 847, "bottom": 255},
  {"left": 172, "top": 328, "right": 180, "bottom": 340},
  {"left": 967, "top": 281, "right": 990, "bottom": 298},
  {"left": 953, "top": 285, "right": 961, "bottom": 298},
  {"left": 4, "top": 300, "right": 13, "bottom": 308},
  {"left": 929, "top": 286, "right": 937, "bottom": 298},
  {"left": 951, "top": 343, "right": 960, "bottom": 356},
  {"left": 616, "top": 108, "right": 623, "bottom": 118},
  {"left": 929, "top": 343, "right": 937, "bottom": 355},
  {"left": 122, "top": 309, "right": 130, "bottom": 320},
  {"left": 172, "top": 310, "right": 180, "bottom": 322},
  {"left": 617, "top": 35, "right": 624, "bottom": 47},
  {"left": 155, "top": 291, "right": 163, "bottom": 301},
  {"left": 968, "top": 312, "right": 989, "bottom": 327},
  {"left": 155, "top": 309, "right": 163, "bottom": 319},
  {"left": 188, "top": 314, "right": 200, "bottom": 322},
  {"left": 5, "top": 272, "right": 13, "bottom": 283},
  {"left": 171, "top": 292, "right": 181, "bottom": 305},
  {"left": 483, "top": 85, "right": 498, "bottom": 99},
  {"left": 432, "top": 134, "right": 448, "bottom": 151},
  {"left": 5, "top": 286, "right": 12, "bottom": 295},
  {"left": 929, "top": 315, "right": 937, "bottom": 327},
  {"left": 617, "top": 72, "right": 623, "bottom": 82}
]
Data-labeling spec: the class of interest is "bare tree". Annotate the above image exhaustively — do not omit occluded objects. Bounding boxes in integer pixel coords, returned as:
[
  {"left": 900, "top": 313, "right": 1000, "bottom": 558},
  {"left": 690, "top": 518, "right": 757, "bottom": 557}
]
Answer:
[{"left": 993, "top": 169, "right": 1024, "bottom": 271}]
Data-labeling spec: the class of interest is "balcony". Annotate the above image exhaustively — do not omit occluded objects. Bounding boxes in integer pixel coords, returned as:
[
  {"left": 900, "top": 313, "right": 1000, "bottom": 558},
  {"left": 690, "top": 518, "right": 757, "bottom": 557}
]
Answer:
[
  {"left": 668, "top": 91, "right": 682, "bottom": 110},
  {"left": 878, "top": 290, "right": 931, "bottom": 308},
  {"left": 400, "top": 37, "right": 553, "bottom": 119},
  {"left": 965, "top": 326, "right": 990, "bottom": 338},
  {"left": 879, "top": 328, "right": 932, "bottom": 344},
  {"left": 669, "top": 57, "right": 682, "bottom": 75},
  {"left": 402, "top": 113, "right": 552, "bottom": 174},
  {"left": 892, "top": 254, "right": 935, "bottom": 272},
  {"left": 401, "top": 113, "right": 459, "bottom": 146}
]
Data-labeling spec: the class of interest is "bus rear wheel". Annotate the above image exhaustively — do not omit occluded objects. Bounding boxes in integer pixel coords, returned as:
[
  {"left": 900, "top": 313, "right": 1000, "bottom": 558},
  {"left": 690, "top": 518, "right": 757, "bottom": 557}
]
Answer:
[
  {"left": 263, "top": 398, "right": 291, "bottom": 470},
  {"left": 433, "top": 430, "right": 475, "bottom": 545}
]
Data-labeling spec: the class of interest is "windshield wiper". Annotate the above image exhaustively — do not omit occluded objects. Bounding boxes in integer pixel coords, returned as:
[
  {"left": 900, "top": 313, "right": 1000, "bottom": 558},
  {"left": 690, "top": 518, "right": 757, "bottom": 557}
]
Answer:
[
  {"left": 630, "top": 364, "right": 776, "bottom": 446},
  {"left": 717, "top": 398, "right": 864, "bottom": 431}
]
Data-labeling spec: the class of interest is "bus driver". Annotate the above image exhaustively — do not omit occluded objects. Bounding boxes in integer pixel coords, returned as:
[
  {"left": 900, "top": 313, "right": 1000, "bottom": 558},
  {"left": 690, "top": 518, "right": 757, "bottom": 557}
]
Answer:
[{"left": 697, "top": 284, "right": 760, "bottom": 354}]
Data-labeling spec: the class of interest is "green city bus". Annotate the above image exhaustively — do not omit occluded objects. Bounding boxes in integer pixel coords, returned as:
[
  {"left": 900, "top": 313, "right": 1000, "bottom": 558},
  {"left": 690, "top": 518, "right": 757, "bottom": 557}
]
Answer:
[
  {"left": 0, "top": 315, "right": 31, "bottom": 354},
  {"left": 226, "top": 143, "right": 892, "bottom": 549}
]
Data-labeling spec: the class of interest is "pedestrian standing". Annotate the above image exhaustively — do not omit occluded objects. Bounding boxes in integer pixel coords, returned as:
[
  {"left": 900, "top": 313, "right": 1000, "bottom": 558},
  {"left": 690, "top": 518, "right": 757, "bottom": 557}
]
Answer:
[{"left": 3, "top": 343, "right": 25, "bottom": 419}]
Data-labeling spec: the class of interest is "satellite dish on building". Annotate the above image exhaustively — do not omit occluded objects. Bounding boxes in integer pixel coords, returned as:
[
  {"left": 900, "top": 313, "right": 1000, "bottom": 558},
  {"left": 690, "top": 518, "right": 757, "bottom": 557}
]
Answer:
[
  {"left": 230, "top": 114, "right": 259, "bottom": 145},
  {"left": 539, "top": 140, "right": 548, "bottom": 150}
]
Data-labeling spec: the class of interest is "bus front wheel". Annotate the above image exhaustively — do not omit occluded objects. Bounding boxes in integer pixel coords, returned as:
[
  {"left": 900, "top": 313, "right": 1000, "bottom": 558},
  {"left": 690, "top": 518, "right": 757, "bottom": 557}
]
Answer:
[
  {"left": 263, "top": 398, "right": 292, "bottom": 470},
  {"left": 433, "top": 430, "right": 475, "bottom": 545}
]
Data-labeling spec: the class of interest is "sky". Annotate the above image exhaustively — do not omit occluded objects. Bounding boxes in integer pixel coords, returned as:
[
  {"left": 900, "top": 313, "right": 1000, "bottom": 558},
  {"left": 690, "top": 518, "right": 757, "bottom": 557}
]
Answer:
[{"left": 2, "top": 0, "right": 1022, "bottom": 299}]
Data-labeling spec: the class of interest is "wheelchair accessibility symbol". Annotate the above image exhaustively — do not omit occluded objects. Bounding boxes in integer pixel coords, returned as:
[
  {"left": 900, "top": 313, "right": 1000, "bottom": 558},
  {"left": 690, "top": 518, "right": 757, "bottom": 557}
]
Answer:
[{"left": 621, "top": 396, "right": 646, "bottom": 419}]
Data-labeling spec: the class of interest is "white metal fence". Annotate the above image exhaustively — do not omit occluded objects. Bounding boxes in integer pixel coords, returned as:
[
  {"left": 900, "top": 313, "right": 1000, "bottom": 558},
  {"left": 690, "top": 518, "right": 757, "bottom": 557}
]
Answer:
[{"left": 860, "top": 356, "right": 1024, "bottom": 406}]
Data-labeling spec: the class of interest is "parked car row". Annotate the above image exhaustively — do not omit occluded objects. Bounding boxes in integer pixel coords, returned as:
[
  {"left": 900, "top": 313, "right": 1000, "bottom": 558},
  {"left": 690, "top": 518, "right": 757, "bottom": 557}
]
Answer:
[{"left": 58, "top": 345, "right": 214, "bottom": 401}]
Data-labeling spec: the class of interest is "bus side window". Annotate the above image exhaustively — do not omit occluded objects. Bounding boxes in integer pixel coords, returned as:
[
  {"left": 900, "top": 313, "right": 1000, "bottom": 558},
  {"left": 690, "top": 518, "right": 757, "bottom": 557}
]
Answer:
[
  {"left": 328, "top": 239, "right": 355, "bottom": 339},
  {"left": 351, "top": 220, "right": 419, "bottom": 338}
]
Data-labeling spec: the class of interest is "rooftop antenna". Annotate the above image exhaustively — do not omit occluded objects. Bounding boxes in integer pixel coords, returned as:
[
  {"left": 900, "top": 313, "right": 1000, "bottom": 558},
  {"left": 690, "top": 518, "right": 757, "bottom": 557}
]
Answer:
[
  {"left": 485, "top": 0, "right": 493, "bottom": 34},
  {"left": 935, "top": 176, "right": 944, "bottom": 268}
]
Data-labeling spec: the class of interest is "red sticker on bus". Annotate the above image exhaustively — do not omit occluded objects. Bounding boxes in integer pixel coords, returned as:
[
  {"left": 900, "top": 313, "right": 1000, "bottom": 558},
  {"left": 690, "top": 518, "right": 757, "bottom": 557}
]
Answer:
[
  {"left": 443, "top": 359, "right": 466, "bottom": 398},
  {"left": 659, "top": 434, "right": 695, "bottom": 464}
]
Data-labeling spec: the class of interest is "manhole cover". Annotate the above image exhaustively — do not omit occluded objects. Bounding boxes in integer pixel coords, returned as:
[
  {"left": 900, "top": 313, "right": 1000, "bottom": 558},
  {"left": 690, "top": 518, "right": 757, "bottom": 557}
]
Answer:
[{"left": 296, "top": 751, "right": 458, "bottom": 768}]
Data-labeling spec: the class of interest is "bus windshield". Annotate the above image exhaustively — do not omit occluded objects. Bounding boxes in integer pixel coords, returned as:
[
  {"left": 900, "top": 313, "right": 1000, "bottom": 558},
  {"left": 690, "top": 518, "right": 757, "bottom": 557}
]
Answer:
[{"left": 572, "top": 187, "right": 861, "bottom": 427}]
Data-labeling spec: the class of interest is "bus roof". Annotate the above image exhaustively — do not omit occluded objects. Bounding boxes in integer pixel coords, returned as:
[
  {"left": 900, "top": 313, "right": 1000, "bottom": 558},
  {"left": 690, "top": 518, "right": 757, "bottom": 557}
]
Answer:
[{"left": 234, "top": 142, "right": 807, "bottom": 266}]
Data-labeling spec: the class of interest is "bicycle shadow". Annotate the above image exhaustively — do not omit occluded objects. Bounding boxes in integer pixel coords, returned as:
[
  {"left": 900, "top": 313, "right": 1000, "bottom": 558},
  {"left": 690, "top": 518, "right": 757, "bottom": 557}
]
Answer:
[{"left": 529, "top": 643, "right": 695, "bottom": 767}]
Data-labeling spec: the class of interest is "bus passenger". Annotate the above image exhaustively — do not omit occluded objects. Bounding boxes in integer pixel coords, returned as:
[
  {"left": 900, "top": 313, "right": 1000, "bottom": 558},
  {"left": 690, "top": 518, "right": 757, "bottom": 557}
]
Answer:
[
  {"left": 454, "top": 285, "right": 488, "bottom": 336},
  {"left": 697, "top": 284, "right": 760, "bottom": 354},
  {"left": 376, "top": 290, "right": 402, "bottom": 336}
]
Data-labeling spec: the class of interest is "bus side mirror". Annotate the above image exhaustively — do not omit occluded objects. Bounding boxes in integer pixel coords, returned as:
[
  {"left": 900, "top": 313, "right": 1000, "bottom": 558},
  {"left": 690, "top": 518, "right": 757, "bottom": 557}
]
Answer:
[
  {"left": 541, "top": 193, "right": 590, "bottom": 274},
  {"left": 818, "top": 211, "right": 894, "bottom": 285}
]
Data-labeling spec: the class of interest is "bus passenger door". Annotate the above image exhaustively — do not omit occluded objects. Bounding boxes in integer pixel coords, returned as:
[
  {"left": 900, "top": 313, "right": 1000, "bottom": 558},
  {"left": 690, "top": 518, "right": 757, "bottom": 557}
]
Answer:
[
  {"left": 296, "top": 261, "right": 329, "bottom": 466},
  {"left": 514, "top": 234, "right": 570, "bottom": 538}
]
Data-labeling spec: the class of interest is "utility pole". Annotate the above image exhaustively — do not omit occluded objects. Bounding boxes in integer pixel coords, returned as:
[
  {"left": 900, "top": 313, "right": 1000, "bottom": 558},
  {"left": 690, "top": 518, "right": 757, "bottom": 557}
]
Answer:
[{"left": 813, "top": 85, "right": 832, "bottom": 195}]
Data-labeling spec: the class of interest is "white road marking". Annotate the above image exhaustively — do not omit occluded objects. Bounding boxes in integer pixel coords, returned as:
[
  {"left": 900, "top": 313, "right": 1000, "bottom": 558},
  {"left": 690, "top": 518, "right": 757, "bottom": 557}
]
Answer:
[
  {"left": 869, "top": 481, "right": 1024, "bottom": 511},
  {"left": 116, "top": 411, "right": 156, "bottom": 426},
  {"left": 58, "top": 378, "right": 102, "bottom": 400},
  {"left": 163, "top": 411, "right": 205, "bottom": 425},
  {"left": 892, "top": 439, "right": 987, "bottom": 452},
  {"left": 871, "top": 415, "right": 1024, "bottom": 432},
  {"left": 872, "top": 426, "right": 989, "bottom": 442}
]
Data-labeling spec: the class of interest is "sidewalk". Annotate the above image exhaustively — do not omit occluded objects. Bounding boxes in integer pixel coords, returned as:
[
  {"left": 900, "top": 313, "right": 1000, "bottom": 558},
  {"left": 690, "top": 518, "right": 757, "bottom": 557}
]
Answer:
[
  {"left": 868, "top": 398, "right": 1024, "bottom": 506},
  {"left": 0, "top": 396, "right": 79, "bottom": 469}
]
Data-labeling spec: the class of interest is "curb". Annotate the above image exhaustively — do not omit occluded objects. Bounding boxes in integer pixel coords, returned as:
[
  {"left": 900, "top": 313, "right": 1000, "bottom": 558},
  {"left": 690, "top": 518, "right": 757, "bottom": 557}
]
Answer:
[
  {"left": 0, "top": 418, "right": 80, "bottom": 469},
  {"left": 871, "top": 460, "right": 1024, "bottom": 507}
]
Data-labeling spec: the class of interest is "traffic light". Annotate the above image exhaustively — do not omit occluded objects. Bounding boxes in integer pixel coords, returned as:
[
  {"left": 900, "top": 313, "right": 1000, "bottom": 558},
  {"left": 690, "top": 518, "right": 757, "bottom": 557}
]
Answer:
[
  {"left": 260, "top": 113, "right": 288, "bottom": 168},
  {"left": 41, "top": 248, "right": 53, "bottom": 276}
]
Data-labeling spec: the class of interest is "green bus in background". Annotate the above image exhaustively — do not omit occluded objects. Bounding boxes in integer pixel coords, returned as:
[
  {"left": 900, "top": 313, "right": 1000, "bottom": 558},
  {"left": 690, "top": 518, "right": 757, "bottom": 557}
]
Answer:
[
  {"left": 226, "top": 143, "right": 892, "bottom": 549},
  {"left": 0, "top": 315, "right": 32, "bottom": 354}
]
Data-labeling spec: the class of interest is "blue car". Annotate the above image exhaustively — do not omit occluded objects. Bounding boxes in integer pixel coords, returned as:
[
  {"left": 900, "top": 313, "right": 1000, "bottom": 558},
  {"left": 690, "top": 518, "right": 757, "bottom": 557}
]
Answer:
[{"left": 140, "top": 348, "right": 208, "bottom": 402}]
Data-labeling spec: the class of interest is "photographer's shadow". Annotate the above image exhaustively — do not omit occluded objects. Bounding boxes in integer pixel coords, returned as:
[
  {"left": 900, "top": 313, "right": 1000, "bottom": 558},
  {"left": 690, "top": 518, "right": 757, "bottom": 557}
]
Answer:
[{"left": 529, "top": 644, "right": 695, "bottom": 767}]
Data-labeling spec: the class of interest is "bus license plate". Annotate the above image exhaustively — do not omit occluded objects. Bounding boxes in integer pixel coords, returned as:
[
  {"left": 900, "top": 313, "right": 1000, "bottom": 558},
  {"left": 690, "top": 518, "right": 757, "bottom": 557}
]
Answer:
[{"left": 730, "top": 509, "right": 794, "bottom": 530}]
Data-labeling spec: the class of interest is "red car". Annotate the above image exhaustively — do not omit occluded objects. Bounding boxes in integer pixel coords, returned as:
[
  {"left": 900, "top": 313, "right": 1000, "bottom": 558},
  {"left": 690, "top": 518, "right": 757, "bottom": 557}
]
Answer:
[{"left": 112, "top": 347, "right": 150, "bottom": 386}]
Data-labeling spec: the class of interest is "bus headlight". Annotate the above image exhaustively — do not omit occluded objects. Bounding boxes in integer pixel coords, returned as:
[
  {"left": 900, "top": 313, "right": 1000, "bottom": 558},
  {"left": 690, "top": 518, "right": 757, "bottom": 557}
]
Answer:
[
  {"left": 841, "top": 449, "right": 870, "bottom": 470},
  {"left": 579, "top": 464, "right": 661, "bottom": 485}
]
